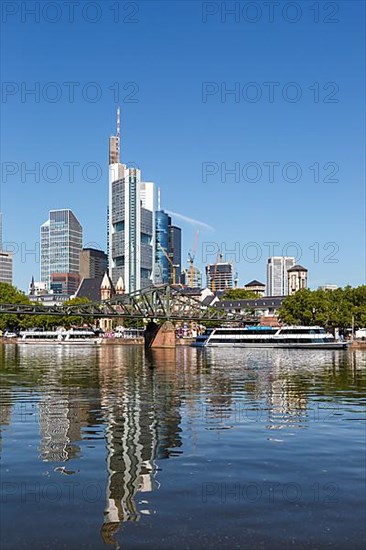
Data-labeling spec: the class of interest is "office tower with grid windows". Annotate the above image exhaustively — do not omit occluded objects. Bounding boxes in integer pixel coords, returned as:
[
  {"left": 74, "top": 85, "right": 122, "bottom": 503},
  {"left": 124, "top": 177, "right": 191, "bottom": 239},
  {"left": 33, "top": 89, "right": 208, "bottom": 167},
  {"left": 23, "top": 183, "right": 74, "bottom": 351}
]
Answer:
[
  {"left": 266, "top": 256, "right": 295, "bottom": 296},
  {"left": 108, "top": 109, "right": 155, "bottom": 292},
  {"left": 40, "top": 209, "right": 83, "bottom": 293}
]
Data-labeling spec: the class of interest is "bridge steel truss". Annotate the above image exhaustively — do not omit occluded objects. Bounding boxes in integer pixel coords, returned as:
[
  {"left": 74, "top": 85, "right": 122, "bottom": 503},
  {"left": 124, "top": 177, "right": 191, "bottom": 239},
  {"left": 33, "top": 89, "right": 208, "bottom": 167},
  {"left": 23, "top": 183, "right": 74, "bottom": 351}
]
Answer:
[{"left": 0, "top": 285, "right": 253, "bottom": 323}]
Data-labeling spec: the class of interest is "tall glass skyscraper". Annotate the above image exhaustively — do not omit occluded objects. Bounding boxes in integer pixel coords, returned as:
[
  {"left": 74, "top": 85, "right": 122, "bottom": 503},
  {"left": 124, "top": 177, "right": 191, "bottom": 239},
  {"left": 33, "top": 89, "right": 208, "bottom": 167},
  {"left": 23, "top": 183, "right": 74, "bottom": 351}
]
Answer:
[
  {"left": 169, "top": 224, "right": 182, "bottom": 282},
  {"left": 40, "top": 209, "right": 83, "bottom": 290},
  {"left": 155, "top": 211, "right": 182, "bottom": 285},
  {"left": 108, "top": 110, "right": 155, "bottom": 292},
  {"left": 155, "top": 211, "right": 170, "bottom": 284}
]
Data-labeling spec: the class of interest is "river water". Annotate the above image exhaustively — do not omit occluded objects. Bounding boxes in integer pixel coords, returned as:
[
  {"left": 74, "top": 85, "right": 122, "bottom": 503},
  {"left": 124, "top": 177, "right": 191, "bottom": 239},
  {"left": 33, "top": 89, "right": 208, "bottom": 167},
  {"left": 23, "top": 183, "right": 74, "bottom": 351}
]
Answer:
[{"left": 0, "top": 344, "right": 365, "bottom": 549}]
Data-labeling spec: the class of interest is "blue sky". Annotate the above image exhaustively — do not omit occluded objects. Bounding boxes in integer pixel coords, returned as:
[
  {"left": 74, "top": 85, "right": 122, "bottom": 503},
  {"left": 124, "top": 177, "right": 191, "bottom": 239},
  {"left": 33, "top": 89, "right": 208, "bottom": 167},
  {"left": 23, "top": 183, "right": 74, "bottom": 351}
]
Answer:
[{"left": 1, "top": 0, "right": 365, "bottom": 291}]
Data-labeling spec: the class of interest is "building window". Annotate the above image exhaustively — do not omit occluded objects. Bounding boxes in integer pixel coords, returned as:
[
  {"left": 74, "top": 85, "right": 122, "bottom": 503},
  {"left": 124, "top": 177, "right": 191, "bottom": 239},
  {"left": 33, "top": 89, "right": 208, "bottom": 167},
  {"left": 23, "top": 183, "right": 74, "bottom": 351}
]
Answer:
[{"left": 114, "top": 221, "right": 124, "bottom": 232}]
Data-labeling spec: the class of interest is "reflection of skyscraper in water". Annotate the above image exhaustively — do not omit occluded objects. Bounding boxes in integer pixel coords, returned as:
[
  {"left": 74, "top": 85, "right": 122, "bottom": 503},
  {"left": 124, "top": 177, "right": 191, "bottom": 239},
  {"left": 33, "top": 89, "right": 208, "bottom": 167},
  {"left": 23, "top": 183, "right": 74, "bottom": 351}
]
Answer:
[
  {"left": 99, "top": 347, "right": 182, "bottom": 545},
  {"left": 38, "top": 377, "right": 99, "bottom": 462},
  {"left": 0, "top": 389, "right": 12, "bottom": 456},
  {"left": 266, "top": 376, "right": 308, "bottom": 429},
  {"left": 39, "top": 394, "right": 73, "bottom": 462},
  {"left": 255, "top": 353, "right": 309, "bottom": 428}
]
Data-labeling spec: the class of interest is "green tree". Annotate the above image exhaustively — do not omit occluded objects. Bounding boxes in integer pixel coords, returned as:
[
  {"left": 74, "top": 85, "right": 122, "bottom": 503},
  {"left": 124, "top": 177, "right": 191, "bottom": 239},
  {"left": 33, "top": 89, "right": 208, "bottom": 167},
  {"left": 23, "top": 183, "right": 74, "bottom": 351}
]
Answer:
[
  {"left": 279, "top": 286, "right": 366, "bottom": 330},
  {"left": 57, "top": 297, "right": 93, "bottom": 328},
  {"left": 222, "top": 289, "right": 258, "bottom": 300},
  {"left": 0, "top": 283, "right": 33, "bottom": 331}
]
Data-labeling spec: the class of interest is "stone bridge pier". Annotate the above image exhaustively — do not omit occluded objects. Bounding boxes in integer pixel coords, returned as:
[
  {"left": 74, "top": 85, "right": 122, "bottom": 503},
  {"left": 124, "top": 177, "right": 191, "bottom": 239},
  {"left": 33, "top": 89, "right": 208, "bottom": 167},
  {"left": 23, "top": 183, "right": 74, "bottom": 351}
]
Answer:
[{"left": 144, "top": 320, "right": 176, "bottom": 348}]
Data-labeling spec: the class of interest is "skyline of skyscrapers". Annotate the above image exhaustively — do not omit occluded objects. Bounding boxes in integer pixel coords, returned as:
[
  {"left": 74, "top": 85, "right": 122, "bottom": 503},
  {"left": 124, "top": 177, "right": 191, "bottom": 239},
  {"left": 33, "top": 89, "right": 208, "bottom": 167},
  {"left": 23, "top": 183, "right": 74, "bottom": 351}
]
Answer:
[
  {"left": 40, "top": 209, "right": 83, "bottom": 291},
  {"left": 1, "top": 112, "right": 319, "bottom": 294}
]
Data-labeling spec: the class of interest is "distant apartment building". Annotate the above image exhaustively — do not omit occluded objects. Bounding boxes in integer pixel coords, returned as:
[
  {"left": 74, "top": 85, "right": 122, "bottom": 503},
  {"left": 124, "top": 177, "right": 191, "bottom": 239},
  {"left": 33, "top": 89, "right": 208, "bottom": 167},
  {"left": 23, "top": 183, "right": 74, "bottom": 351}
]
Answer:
[
  {"left": 80, "top": 248, "right": 108, "bottom": 280},
  {"left": 287, "top": 265, "right": 308, "bottom": 295},
  {"left": 40, "top": 209, "right": 83, "bottom": 290},
  {"left": 206, "top": 255, "right": 233, "bottom": 292},
  {"left": 266, "top": 256, "right": 295, "bottom": 296},
  {"left": 0, "top": 251, "right": 13, "bottom": 284},
  {"left": 181, "top": 267, "right": 202, "bottom": 289},
  {"left": 108, "top": 109, "right": 155, "bottom": 292},
  {"left": 319, "top": 284, "right": 338, "bottom": 291}
]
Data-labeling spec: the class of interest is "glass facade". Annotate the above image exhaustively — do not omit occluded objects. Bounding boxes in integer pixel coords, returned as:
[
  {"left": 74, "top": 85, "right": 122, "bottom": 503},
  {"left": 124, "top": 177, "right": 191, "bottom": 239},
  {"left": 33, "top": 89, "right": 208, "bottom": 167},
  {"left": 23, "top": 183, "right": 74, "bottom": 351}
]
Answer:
[
  {"left": 110, "top": 169, "right": 155, "bottom": 292},
  {"left": 155, "top": 211, "right": 170, "bottom": 284},
  {"left": 169, "top": 225, "right": 182, "bottom": 282},
  {"left": 40, "top": 210, "right": 83, "bottom": 289},
  {"left": 155, "top": 213, "right": 182, "bottom": 285}
]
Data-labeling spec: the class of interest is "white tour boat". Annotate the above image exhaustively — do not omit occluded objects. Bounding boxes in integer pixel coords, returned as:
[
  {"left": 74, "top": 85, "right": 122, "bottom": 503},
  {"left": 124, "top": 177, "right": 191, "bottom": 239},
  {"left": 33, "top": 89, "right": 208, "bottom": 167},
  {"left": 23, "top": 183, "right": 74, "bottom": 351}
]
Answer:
[
  {"left": 19, "top": 329, "right": 101, "bottom": 345},
  {"left": 192, "top": 326, "right": 349, "bottom": 349}
]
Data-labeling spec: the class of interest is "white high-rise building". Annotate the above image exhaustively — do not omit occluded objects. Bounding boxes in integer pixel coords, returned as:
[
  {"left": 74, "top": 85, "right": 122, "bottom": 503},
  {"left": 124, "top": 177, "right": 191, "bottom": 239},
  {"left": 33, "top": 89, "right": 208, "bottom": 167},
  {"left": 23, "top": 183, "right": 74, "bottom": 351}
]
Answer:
[
  {"left": 108, "top": 109, "right": 155, "bottom": 293},
  {"left": 40, "top": 209, "right": 83, "bottom": 290},
  {"left": 0, "top": 213, "right": 13, "bottom": 284},
  {"left": 0, "top": 251, "right": 12, "bottom": 284},
  {"left": 266, "top": 256, "right": 295, "bottom": 296}
]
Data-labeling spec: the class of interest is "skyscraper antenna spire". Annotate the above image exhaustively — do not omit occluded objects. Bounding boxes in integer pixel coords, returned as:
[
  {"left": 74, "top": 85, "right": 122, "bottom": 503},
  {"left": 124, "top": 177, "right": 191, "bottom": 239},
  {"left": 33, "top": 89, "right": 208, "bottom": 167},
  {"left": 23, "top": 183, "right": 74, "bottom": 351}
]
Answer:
[
  {"left": 117, "top": 106, "right": 120, "bottom": 139},
  {"left": 116, "top": 106, "right": 121, "bottom": 161}
]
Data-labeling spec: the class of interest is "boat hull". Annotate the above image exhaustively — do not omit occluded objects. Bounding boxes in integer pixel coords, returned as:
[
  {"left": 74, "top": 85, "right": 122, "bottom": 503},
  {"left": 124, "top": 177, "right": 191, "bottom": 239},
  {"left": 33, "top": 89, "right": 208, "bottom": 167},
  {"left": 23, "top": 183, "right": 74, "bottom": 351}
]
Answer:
[
  {"left": 193, "top": 342, "right": 349, "bottom": 350},
  {"left": 17, "top": 339, "right": 101, "bottom": 345}
]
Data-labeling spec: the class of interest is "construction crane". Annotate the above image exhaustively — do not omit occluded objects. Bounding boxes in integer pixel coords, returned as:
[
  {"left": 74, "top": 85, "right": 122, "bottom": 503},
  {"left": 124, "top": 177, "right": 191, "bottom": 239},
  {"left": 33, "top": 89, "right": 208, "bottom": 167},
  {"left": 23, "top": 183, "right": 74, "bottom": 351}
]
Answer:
[
  {"left": 157, "top": 242, "right": 180, "bottom": 285},
  {"left": 187, "top": 230, "right": 200, "bottom": 287}
]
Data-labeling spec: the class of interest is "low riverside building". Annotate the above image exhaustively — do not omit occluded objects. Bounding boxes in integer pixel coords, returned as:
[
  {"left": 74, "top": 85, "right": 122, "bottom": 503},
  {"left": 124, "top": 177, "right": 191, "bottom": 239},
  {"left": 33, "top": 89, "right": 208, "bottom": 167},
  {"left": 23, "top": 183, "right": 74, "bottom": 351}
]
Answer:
[
  {"left": 28, "top": 277, "right": 71, "bottom": 306},
  {"left": 215, "top": 295, "right": 285, "bottom": 322}
]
